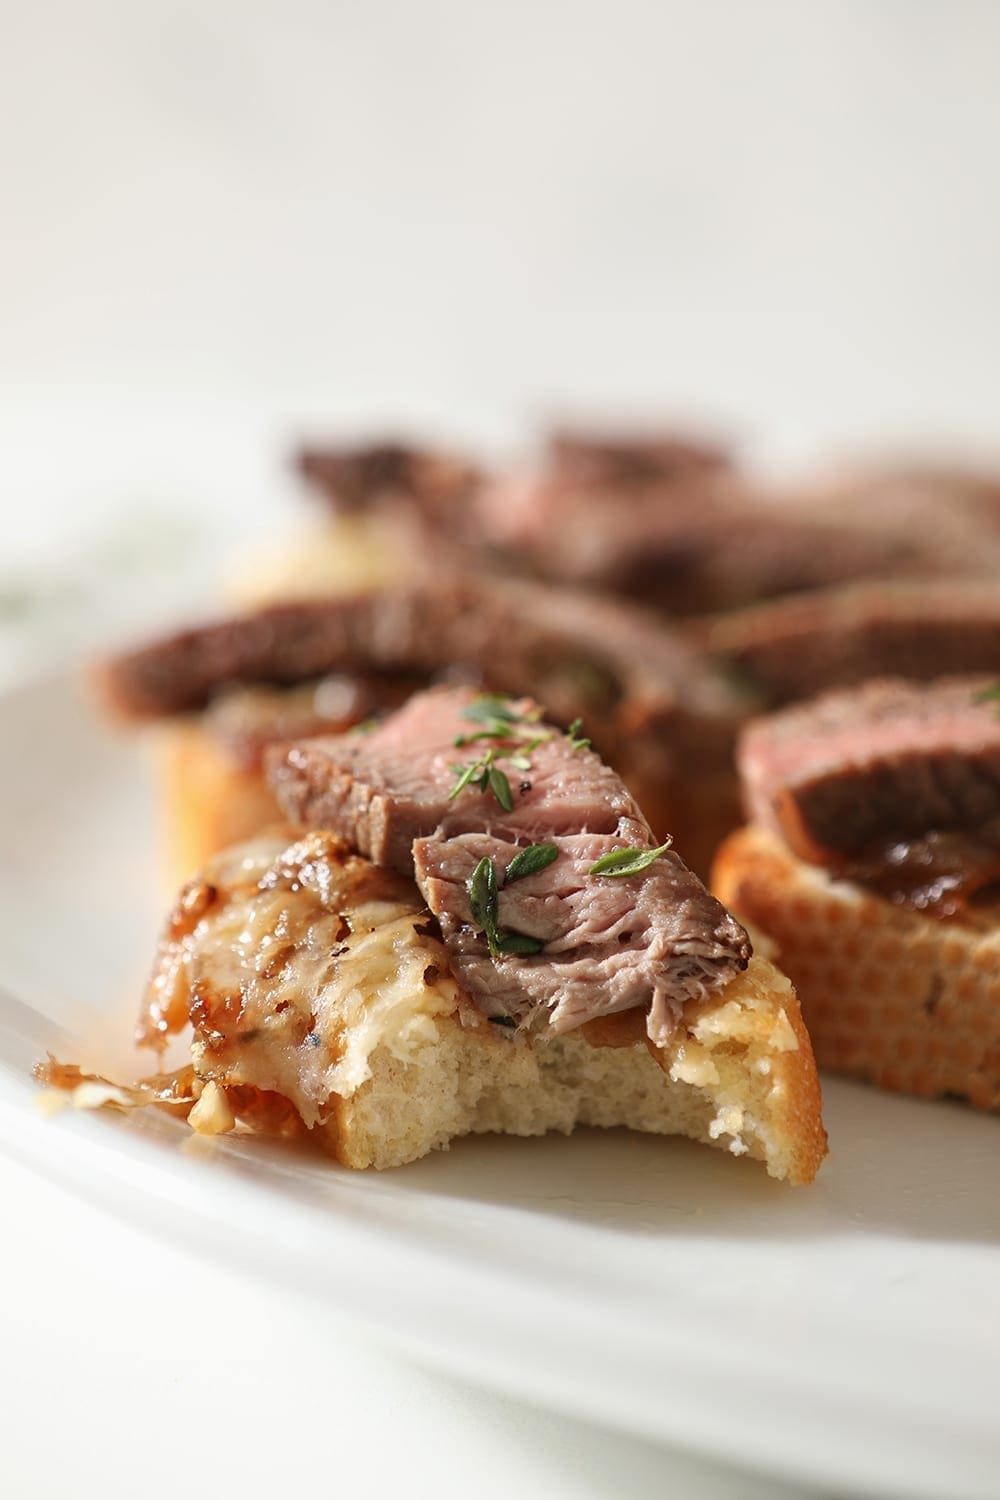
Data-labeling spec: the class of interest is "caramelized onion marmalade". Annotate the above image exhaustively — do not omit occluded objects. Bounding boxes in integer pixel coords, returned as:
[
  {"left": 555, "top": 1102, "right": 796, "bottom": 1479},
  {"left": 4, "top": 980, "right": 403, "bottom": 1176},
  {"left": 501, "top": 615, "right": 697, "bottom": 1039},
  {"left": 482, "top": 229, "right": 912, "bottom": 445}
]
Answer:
[{"left": 843, "top": 830, "right": 1000, "bottom": 921}]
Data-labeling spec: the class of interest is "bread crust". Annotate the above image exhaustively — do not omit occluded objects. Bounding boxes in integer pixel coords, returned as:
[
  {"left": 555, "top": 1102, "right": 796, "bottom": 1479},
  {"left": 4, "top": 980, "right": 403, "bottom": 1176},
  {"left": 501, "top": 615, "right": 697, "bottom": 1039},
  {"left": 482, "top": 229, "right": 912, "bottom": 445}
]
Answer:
[{"left": 712, "top": 825, "right": 1000, "bottom": 1111}]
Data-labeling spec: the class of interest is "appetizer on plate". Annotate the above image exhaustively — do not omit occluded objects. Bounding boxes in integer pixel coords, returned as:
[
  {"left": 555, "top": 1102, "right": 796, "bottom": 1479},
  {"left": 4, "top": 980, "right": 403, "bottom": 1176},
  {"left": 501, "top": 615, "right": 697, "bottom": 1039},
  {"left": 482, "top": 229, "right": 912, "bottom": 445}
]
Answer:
[
  {"left": 714, "top": 677, "right": 1000, "bottom": 1110},
  {"left": 49, "top": 687, "right": 827, "bottom": 1184}
]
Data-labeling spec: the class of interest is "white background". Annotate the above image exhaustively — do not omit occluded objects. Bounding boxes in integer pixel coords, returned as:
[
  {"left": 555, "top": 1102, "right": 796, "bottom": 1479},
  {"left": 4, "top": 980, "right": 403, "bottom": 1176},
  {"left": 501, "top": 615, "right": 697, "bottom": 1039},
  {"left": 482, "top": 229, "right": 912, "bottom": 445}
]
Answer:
[
  {"left": 4, "top": 1, "right": 1000, "bottom": 565},
  {"left": 3, "top": 4, "right": 999, "bottom": 1496}
]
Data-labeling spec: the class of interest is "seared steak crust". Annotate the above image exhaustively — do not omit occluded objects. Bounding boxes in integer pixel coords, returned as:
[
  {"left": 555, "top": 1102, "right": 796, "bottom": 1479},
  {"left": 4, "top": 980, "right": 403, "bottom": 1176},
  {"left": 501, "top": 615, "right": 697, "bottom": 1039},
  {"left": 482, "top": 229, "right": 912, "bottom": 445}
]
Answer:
[
  {"left": 97, "top": 575, "right": 731, "bottom": 727},
  {"left": 694, "top": 580, "right": 1000, "bottom": 706},
  {"left": 739, "top": 676, "right": 1000, "bottom": 866}
]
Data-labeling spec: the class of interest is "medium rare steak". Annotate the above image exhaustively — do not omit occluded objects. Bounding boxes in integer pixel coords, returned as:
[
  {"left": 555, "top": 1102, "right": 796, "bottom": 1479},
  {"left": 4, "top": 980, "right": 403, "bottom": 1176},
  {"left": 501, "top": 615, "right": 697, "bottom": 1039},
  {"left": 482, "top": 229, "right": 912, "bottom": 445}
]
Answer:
[
  {"left": 267, "top": 688, "right": 645, "bottom": 872},
  {"left": 739, "top": 677, "right": 1000, "bottom": 866},
  {"left": 414, "top": 830, "right": 750, "bottom": 1039},
  {"left": 268, "top": 686, "right": 752, "bottom": 1042},
  {"left": 96, "top": 573, "right": 748, "bottom": 867},
  {"left": 694, "top": 580, "right": 1000, "bottom": 705}
]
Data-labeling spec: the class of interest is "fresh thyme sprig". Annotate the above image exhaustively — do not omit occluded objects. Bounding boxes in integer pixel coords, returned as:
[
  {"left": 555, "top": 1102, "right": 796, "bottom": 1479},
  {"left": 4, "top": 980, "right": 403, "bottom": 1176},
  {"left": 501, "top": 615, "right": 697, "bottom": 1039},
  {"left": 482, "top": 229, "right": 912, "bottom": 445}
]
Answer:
[
  {"left": 588, "top": 839, "right": 673, "bottom": 877},
  {"left": 448, "top": 748, "right": 514, "bottom": 811},
  {"left": 467, "top": 856, "right": 545, "bottom": 958},
  {"left": 504, "top": 842, "right": 559, "bottom": 883},
  {"left": 449, "top": 696, "right": 553, "bottom": 805},
  {"left": 566, "top": 717, "right": 590, "bottom": 751}
]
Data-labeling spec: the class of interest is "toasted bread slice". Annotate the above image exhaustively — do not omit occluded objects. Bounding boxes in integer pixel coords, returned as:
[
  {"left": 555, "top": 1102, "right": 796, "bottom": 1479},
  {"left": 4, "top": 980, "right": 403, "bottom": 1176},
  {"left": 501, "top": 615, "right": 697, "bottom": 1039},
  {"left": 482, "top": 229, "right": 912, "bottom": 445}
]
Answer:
[
  {"left": 134, "top": 830, "right": 825, "bottom": 1183},
  {"left": 712, "top": 824, "right": 1000, "bottom": 1111},
  {"left": 153, "top": 721, "right": 280, "bottom": 886}
]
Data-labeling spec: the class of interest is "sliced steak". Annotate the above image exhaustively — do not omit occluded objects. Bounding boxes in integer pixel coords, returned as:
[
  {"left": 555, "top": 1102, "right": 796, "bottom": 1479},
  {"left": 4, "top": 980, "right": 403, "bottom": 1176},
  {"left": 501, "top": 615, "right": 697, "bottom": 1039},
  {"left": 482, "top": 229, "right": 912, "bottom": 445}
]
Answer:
[
  {"left": 694, "top": 579, "right": 1000, "bottom": 705},
  {"left": 268, "top": 685, "right": 752, "bottom": 1042},
  {"left": 97, "top": 574, "right": 731, "bottom": 727},
  {"left": 739, "top": 676, "right": 1000, "bottom": 867},
  {"left": 96, "top": 573, "right": 748, "bottom": 864},
  {"left": 414, "top": 830, "right": 750, "bottom": 1041},
  {"left": 469, "top": 474, "right": 985, "bottom": 617},
  {"left": 467, "top": 451, "right": 1000, "bottom": 617},
  {"left": 268, "top": 688, "right": 644, "bottom": 873}
]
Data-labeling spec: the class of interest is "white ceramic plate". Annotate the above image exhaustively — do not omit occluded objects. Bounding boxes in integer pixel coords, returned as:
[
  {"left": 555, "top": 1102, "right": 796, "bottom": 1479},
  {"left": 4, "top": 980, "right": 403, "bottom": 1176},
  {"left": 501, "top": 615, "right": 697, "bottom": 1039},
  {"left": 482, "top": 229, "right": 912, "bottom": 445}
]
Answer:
[{"left": 0, "top": 674, "right": 997, "bottom": 1500}]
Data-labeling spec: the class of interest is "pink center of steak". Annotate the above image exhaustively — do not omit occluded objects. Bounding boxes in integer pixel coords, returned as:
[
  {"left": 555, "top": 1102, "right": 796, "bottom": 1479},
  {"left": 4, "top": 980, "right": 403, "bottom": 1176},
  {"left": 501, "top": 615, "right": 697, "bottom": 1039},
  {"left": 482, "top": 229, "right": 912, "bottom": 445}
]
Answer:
[
  {"left": 269, "top": 689, "right": 640, "bottom": 867},
  {"left": 268, "top": 686, "right": 751, "bottom": 1042},
  {"left": 739, "top": 676, "right": 1000, "bottom": 866}
]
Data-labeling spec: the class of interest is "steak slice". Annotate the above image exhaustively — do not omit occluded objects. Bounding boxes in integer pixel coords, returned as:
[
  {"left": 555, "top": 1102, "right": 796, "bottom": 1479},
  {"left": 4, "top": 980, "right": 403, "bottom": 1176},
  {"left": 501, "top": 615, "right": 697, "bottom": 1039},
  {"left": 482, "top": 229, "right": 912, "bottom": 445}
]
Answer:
[
  {"left": 693, "top": 579, "right": 1000, "bottom": 706},
  {"left": 468, "top": 474, "right": 969, "bottom": 617},
  {"left": 267, "top": 687, "right": 644, "bottom": 874},
  {"left": 96, "top": 573, "right": 747, "bottom": 866},
  {"left": 739, "top": 676, "right": 1000, "bottom": 866},
  {"left": 268, "top": 686, "right": 752, "bottom": 1041},
  {"left": 97, "top": 574, "right": 733, "bottom": 729},
  {"left": 413, "top": 830, "right": 750, "bottom": 1042}
]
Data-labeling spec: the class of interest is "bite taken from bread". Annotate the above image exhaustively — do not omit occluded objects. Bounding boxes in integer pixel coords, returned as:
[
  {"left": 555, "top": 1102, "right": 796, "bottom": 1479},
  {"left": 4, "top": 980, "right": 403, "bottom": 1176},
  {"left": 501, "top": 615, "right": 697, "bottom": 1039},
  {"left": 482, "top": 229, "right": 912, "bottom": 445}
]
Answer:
[
  {"left": 57, "top": 685, "right": 827, "bottom": 1184},
  {"left": 713, "top": 676, "right": 1000, "bottom": 1111},
  {"left": 137, "top": 827, "right": 824, "bottom": 1183}
]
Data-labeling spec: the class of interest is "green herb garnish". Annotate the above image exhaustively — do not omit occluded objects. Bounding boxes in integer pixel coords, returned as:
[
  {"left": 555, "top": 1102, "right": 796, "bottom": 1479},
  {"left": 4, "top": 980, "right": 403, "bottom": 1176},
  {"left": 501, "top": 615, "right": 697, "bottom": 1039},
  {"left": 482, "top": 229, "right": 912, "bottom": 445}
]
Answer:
[
  {"left": 468, "top": 853, "right": 500, "bottom": 933},
  {"left": 448, "top": 748, "right": 513, "bottom": 811},
  {"left": 460, "top": 695, "right": 522, "bottom": 727},
  {"left": 974, "top": 680, "right": 1000, "bottom": 706},
  {"left": 588, "top": 839, "right": 673, "bottom": 877},
  {"left": 494, "top": 932, "right": 545, "bottom": 955},
  {"left": 467, "top": 855, "right": 545, "bottom": 959},
  {"left": 487, "top": 764, "right": 514, "bottom": 812},
  {"left": 566, "top": 717, "right": 591, "bottom": 751},
  {"left": 449, "top": 756, "right": 489, "bottom": 799},
  {"left": 504, "top": 843, "right": 558, "bottom": 883}
]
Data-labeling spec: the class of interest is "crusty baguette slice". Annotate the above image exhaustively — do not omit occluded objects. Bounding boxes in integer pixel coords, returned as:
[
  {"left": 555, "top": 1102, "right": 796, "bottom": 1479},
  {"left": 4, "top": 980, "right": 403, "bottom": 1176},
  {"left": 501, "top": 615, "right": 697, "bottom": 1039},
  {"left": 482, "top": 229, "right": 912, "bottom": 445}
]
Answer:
[
  {"left": 323, "top": 957, "right": 825, "bottom": 1183},
  {"left": 712, "top": 824, "right": 1000, "bottom": 1111},
  {"left": 134, "top": 830, "right": 826, "bottom": 1184}
]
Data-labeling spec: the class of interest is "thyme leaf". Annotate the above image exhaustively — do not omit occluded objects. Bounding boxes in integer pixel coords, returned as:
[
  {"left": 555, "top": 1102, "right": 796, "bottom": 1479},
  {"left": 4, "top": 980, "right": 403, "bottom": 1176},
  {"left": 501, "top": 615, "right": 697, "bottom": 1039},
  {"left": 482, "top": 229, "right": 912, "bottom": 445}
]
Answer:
[
  {"left": 494, "top": 932, "right": 545, "bottom": 955},
  {"left": 566, "top": 717, "right": 591, "bottom": 751},
  {"left": 460, "top": 695, "right": 521, "bottom": 726},
  {"left": 487, "top": 765, "right": 514, "bottom": 812},
  {"left": 504, "top": 842, "right": 558, "bottom": 883},
  {"left": 468, "top": 854, "right": 499, "bottom": 936},
  {"left": 466, "top": 855, "right": 545, "bottom": 959},
  {"left": 588, "top": 839, "right": 673, "bottom": 877},
  {"left": 448, "top": 758, "right": 486, "bottom": 800}
]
